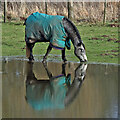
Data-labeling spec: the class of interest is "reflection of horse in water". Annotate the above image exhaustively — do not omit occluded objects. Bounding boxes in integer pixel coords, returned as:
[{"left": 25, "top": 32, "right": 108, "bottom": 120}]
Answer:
[{"left": 25, "top": 62, "right": 88, "bottom": 110}]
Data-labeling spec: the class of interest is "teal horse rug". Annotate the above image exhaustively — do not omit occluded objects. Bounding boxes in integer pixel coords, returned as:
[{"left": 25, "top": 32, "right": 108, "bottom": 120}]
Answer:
[{"left": 25, "top": 12, "right": 71, "bottom": 50}]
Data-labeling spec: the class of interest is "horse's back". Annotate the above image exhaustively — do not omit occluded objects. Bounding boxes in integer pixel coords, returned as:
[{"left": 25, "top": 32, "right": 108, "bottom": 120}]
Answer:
[
  {"left": 25, "top": 12, "right": 65, "bottom": 42},
  {"left": 25, "top": 12, "right": 69, "bottom": 49}
]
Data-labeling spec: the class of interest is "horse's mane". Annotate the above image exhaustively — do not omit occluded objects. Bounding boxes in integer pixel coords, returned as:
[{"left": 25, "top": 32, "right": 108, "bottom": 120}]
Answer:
[{"left": 63, "top": 17, "right": 81, "bottom": 41}]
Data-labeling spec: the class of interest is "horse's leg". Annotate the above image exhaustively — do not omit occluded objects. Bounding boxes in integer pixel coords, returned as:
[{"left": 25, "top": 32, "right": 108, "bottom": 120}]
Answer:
[
  {"left": 26, "top": 43, "right": 35, "bottom": 61},
  {"left": 29, "top": 43, "right": 35, "bottom": 61},
  {"left": 62, "top": 48, "right": 67, "bottom": 62},
  {"left": 26, "top": 62, "right": 37, "bottom": 85},
  {"left": 43, "top": 62, "right": 53, "bottom": 78},
  {"left": 42, "top": 44, "right": 52, "bottom": 63},
  {"left": 62, "top": 63, "right": 66, "bottom": 75}
]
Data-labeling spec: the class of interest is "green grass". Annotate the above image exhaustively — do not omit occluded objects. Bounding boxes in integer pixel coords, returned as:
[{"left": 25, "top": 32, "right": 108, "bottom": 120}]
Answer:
[{"left": 2, "top": 22, "right": 119, "bottom": 64}]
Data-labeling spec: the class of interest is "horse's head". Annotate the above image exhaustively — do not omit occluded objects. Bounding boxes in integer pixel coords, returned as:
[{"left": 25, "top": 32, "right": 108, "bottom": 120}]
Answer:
[{"left": 74, "top": 42, "right": 87, "bottom": 62}]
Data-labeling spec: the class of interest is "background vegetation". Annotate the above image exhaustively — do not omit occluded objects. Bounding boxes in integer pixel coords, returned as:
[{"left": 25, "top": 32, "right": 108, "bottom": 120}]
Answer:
[{"left": 1, "top": 2, "right": 119, "bottom": 22}]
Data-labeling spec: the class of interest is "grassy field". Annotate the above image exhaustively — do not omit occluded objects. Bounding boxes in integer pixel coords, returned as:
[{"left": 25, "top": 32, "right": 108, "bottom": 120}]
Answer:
[{"left": 2, "top": 22, "right": 119, "bottom": 64}]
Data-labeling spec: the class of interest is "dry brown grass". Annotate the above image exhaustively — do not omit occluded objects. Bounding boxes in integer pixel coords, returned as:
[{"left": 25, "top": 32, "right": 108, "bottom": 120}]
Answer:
[{"left": 1, "top": 2, "right": 119, "bottom": 22}]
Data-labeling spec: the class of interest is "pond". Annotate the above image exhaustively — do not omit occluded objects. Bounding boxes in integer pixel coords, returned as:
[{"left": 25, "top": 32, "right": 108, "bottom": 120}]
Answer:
[{"left": 1, "top": 56, "right": 119, "bottom": 118}]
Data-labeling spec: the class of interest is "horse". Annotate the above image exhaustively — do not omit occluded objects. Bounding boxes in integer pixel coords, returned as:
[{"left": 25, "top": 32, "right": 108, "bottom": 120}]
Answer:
[
  {"left": 24, "top": 12, "right": 87, "bottom": 63},
  {"left": 25, "top": 62, "right": 88, "bottom": 110}
]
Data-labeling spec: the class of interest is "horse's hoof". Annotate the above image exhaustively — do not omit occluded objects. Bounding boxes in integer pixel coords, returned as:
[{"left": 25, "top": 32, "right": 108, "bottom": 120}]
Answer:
[
  {"left": 63, "top": 60, "right": 67, "bottom": 63},
  {"left": 29, "top": 59, "right": 34, "bottom": 62},
  {"left": 63, "top": 58, "right": 67, "bottom": 63},
  {"left": 42, "top": 59, "right": 46, "bottom": 64},
  {"left": 42, "top": 61, "right": 47, "bottom": 68},
  {"left": 29, "top": 56, "right": 34, "bottom": 62}
]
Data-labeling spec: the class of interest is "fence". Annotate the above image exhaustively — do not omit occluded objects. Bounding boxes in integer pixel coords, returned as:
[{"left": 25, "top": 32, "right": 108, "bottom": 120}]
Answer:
[{"left": 1, "top": 2, "right": 119, "bottom": 23}]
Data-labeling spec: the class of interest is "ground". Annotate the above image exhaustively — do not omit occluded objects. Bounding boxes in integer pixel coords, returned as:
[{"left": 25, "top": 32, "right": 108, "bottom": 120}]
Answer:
[{"left": 2, "top": 22, "right": 119, "bottom": 64}]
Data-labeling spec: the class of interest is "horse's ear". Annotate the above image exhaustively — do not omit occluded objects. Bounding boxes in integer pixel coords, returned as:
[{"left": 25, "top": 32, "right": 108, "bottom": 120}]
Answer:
[{"left": 77, "top": 42, "right": 86, "bottom": 49}]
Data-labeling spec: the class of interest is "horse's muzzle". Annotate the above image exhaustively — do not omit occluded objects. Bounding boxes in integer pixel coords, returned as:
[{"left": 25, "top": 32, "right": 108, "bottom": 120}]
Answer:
[{"left": 80, "top": 59, "right": 87, "bottom": 62}]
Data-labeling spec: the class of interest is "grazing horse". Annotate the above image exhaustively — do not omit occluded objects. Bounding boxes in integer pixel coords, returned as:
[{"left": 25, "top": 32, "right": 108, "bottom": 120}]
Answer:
[{"left": 24, "top": 12, "right": 87, "bottom": 62}]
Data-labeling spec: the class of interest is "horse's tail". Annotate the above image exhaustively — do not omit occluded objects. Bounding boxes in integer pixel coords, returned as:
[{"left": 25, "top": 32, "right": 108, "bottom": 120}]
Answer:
[
  {"left": 23, "top": 19, "right": 27, "bottom": 25},
  {"left": 26, "top": 43, "right": 30, "bottom": 59},
  {"left": 20, "top": 17, "right": 27, "bottom": 25},
  {"left": 23, "top": 21, "right": 26, "bottom": 25}
]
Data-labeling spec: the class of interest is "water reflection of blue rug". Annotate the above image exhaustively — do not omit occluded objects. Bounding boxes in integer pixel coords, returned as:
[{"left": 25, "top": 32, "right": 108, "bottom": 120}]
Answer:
[{"left": 26, "top": 75, "right": 71, "bottom": 110}]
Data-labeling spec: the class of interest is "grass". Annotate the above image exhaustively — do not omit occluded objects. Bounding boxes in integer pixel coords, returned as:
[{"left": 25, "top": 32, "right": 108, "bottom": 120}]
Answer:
[{"left": 2, "top": 22, "right": 119, "bottom": 64}]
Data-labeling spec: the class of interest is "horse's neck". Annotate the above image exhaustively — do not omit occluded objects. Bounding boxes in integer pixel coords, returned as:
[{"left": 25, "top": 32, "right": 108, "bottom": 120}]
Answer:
[
  {"left": 63, "top": 18, "right": 82, "bottom": 47},
  {"left": 70, "top": 35, "right": 81, "bottom": 48}
]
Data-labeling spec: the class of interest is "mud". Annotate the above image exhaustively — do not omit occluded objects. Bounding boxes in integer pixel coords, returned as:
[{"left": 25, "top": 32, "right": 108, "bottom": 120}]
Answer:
[
  {"left": 108, "top": 24, "right": 120, "bottom": 27},
  {"left": 100, "top": 53, "right": 118, "bottom": 57},
  {"left": 89, "top": 34, "right": 118, "bottom": 43},
  {"left": 1, "top": 56, "right": 119, "bottom": 118}
]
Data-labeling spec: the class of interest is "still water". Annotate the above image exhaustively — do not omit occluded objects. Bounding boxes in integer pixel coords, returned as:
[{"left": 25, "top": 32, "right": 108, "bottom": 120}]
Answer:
[{"left": 1, "top": 58, "right": 118, "bottom": 118}]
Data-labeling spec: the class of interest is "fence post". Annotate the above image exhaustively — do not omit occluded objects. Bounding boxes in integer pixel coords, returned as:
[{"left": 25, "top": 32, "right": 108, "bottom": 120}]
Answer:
[
  {"left": 4, "top": 1, "right": 7, "bottom": 23},
  {"left": 103, "top": 0, "right": 107, "bottom": 25},
  {"left": 45, "top": 2, "right": 47, "bottom": 14},
  {"left": 68, "top": 0, "right": 73, "bottom": 20}
]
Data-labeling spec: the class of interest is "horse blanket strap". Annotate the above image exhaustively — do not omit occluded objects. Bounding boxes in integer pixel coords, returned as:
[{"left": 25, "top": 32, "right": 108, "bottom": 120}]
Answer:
[{"left": 25, "top": 12, "right": 71, "bottom": 50}]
